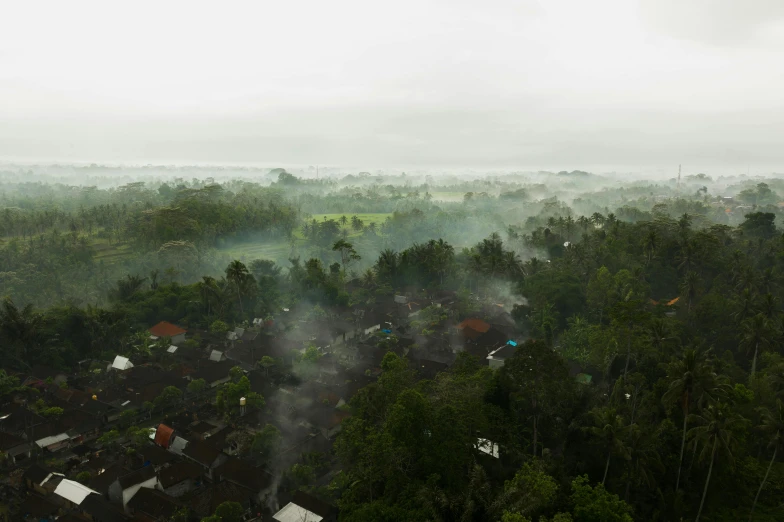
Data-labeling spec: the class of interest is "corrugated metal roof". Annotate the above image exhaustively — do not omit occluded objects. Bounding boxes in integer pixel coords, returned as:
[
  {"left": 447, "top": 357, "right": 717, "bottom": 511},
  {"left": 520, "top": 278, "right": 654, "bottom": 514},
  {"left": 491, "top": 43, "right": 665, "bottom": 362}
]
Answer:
[
  {"left": 273, "top": 502, "right": 324, "bottom": 522},
  {"left": 111, "top": 355, "right": 133, "bottom": 370},
  {"left": 54, "top": 478, "right": 98, "bottom": 505},
  {"left": 35, "top": 432, "right": 70, "bottom": 448}
]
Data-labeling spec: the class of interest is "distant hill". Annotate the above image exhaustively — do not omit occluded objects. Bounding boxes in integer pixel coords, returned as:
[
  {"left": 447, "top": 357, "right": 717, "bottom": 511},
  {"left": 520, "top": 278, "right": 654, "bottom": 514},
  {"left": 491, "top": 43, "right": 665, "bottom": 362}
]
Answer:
[{"left": 556, "top": 170, "right": 594, "bottom": 177}]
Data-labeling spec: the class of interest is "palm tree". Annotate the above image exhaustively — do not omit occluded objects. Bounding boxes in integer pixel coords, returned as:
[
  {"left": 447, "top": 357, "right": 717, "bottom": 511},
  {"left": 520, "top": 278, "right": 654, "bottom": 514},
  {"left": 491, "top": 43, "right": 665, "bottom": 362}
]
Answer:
[
  {"left": 642, "top": 228, "right": 659, "bottom": 266},
  {"left": 680, "top": 271, "right": 699, "bottom": 313},
  {"left": 688, "top": 402, "right": 744, "bottom": 522},
  {"left": 339, "top": 215, "right": 348, "bottom": 227},
  {"left": 0, "top": 297, "right": 46, "bottom": 370},
  {"left": 225, "top": 260, "right": 250, "bottom": 317},
  {"left": 749, "top": 399, "right": 784, "bottom": 521},
  {"left": 624, "top": 423, "right": 663, "bottom": 502},
  {"left": 739, "top": 313, "right": 773, "bottom": 379},
  {"left": 661, "top": 347, "right": 722, "bottom": 492},
  {"left": 585, "top": 407, "right": 631, "bottom": 485}
]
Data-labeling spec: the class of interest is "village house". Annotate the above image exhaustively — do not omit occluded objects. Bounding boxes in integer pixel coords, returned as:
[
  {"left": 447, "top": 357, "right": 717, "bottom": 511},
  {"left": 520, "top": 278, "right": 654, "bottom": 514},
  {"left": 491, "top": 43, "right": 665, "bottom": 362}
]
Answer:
[
  {"left": 159, "top": 460, "right": 204, "bottom": 497},
  {"left": 273, "top": 490, "right": 337, "bottom": 522},
  {"left": 188, "top": 360, "right": 235, "bottom": 388},
  {"left": 182, "top": 439, "right": 228, "bottom": 479},
  {"left": 127, "top": 486, "right": 182, "bottom": 520},
  {"left": 149, "top": 321, "right": 188, "bottom": 345},
  {"left": 486, "top": 343, "right": 518, "bottom": 369},
  {"left": 108, "top": 465, "right": 159, "bottom": 511}
]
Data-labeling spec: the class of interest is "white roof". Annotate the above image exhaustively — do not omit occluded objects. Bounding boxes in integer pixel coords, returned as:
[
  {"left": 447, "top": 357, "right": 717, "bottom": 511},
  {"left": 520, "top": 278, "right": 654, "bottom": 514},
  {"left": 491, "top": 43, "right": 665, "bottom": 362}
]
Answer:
[
  {"left": 111, "top": 355, "right": 133, "bottom": 370},
  {"left": 476, "top": 438, "right": 499, "bottom": 458},
  {"left": 169, "top": 436, "right": 188, "bottom": 455},
  {"left": 273, "top": 502, "right": 324, "bottom": 522},
  {"left": 209, "top": 349, "right": 223, "bottom": 362},
  {"left": 54, "top": 478, "right": 98, "bottom": 505},
  {"left": 167, "top": 345, "right": 178, "bottom": 353},
  {"left": 35, "top": 432, "right": 70, "bottom": 448}
]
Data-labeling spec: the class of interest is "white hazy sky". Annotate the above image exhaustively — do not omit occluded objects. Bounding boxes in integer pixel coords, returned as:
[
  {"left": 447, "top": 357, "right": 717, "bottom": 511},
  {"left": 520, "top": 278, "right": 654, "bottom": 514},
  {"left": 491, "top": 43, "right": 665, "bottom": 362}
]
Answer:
[{"left": 1, "top": 0, "right": 784, "bottom": 170}]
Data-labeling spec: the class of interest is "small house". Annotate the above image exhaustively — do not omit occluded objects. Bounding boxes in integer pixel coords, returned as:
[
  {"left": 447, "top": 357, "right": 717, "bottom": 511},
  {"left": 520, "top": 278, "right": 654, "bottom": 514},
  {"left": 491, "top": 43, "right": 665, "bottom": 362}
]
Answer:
[
  {"left": 486, "top": 344, "right": 518, "bottom": 369},
  {"left": 149, "top": 321, "right": 187, "bottom": 345},
  {"left": 159, "top": 460, "right": 203, "bottom": 497},
  {"left": 273, "top": 490, "right": 337, "bottom": 522},
  {"left": 108, "top": 466, "right": 159, "bottom": 510},
  {"left": 54, "top": 478, "right": 99, "bottom": 508},
  {"left": 110, "top": 355, "right": 134, "bottom": 371},
  {"left": 182, "top": 439, "right": 228, "bottom": 479}
]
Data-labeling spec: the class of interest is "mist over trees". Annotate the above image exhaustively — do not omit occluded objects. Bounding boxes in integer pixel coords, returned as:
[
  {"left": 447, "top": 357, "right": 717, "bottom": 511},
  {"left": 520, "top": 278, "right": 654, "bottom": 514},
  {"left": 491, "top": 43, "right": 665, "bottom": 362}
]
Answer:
[{"left": 1, "top": 164, "right": 784, "bottom": 520}]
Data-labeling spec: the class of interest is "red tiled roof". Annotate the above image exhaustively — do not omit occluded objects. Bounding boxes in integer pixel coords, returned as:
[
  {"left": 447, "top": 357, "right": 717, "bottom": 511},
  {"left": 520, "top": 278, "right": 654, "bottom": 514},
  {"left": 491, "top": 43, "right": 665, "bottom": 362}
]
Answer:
[
  {"left": 149, "top": 321, "right": 187, "bottom": 337},
  {"left": 154, "top": 424, "right": 175, "bottom": 449},
  {"left": 457, "top": 318, "right": 490, "bottom": 333}
]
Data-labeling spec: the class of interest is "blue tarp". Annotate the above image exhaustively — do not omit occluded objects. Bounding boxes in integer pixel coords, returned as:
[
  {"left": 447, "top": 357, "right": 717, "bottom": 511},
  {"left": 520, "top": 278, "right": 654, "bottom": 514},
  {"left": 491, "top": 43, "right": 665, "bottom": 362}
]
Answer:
[
  {"left": 382, "top": 329, "right": 392, "bottom": 334},
  {"left": 506, "top": 340, "right": 517, "bottom": 346}
]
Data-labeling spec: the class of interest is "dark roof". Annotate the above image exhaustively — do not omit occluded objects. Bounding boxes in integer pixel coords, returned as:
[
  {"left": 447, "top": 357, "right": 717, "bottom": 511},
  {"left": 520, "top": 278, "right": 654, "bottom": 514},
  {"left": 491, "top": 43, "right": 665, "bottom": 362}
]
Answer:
[
  {"left": 31, "top": 365, "right": 68, "bottom": 380},
  {"left": 473, "top": 327, "right": 509, "bottom": 349},
  {"left": 70, "top": 443, "right": 93, "bottom": 456},
  {"left": 23, "top": 464, "right": 52, "bottom": 484},
  {"left": 149, "top": 321, "right": 187, "bottom": 337},
  {"left": 240, "top": 329, "right": 259, "bottom": 342},
  {"left": 190, "top": 360, "right": 235, "bottom": 383},
  {"left": 117, "top": 466, "right": 156, "bottom": 489},
  {"left": 189, "top": 420, "right": 217, "bottom": 434},
  {"left": 0, "top": 430, "right": 27, "bottom": 450},
  {"left": 291, "top": 490, "right": 335, "bottom": 518},
  {"left": 414, "top": 358, "right": 448, "bottom": 380},
  {"left": 305, "top": 404, "right": 351, "bottom": 431},
  {"left": 89, "top": 462, "right": 129, "bottom": 495},
  {"left": 127, "top": 486, "right": 181, "bottom": 519},
  {"left": 159, "top": 460, "right": 203, "bottom": 489},
  {"left": 81, "top": 493, "right": 129, "bottom": 521},
  {"left": 183, "top": 439, "right": 223, "bottom": 467},
  {"left": 18, "top": 494, "right": 60, "bottom": 517},
  {"left": 138, "top": 444, "right": 176, "bottom": 466},
  {"left": 216, "top": 457, "right": 273, "bottom": 492},
  {"left": 187, "top": 481, "right": 252, "bottom": 517}
]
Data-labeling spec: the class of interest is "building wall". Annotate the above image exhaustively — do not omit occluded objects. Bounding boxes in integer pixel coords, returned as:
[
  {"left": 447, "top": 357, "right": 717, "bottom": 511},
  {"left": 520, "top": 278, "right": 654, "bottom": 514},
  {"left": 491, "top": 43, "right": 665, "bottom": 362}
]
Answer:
[
  {"left": 121, "top": 477, "right": 158, "bottom": 510},
  {"left": 488, "top": 358, "right": 504, "bottom": 370},
  {"left": 163, "top": 478, "right": 194, "bottom": 498}
]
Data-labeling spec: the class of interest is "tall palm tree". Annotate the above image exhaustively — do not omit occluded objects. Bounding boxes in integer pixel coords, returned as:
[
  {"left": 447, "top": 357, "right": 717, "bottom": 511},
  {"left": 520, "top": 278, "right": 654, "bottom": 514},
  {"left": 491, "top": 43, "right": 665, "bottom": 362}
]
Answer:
[
  {"left": 739, "top": 313, "right": 773, "bottom": 379},
  {"left": 585, "top": 407, "right": 631, "bottom": 485},
  {"left": 688, "top": 402, "right": 744, "bottom": 522},
  {"left": 642, "top": 228, "right": 659, "bottom": 266},
  {"left": 624, "top": 423, "right": 663, "bottom": 502},
  {"left": 661, "top": 347, "right": 722, "bottom": 492},
  {"left": 679, "top": 271, "right": 698, "bottom": 314},
  {"left": 225, "top": 260, "right": 250, "bottom": 317},
  {"left": 0, "top": 297, "right": 46, "bottom": 370},
  {"left": 749, "top": 399, "right": 784, "bottom": 521}
]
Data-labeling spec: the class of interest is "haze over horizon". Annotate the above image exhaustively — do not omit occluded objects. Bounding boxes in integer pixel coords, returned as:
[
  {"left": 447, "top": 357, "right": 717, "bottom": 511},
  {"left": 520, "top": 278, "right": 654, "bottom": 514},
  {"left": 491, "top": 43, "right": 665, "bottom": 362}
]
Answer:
[{"left": 2, "top": 0, "right": 784, "bottom": 169}]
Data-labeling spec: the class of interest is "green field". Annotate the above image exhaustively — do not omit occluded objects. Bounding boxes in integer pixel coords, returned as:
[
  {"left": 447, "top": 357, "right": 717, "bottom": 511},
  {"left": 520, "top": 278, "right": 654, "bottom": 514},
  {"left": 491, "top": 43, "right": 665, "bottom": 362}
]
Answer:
[
  {"left": 430, "top": 191, "right": 465, "bottom": 202},
  {"left": 307, "top": 213, "right": 391, "bottom": 226},
  {"left": 218, "top": 240, "right": 294, "bottom": 263},
  {"left": 220, "top": 213, "right": 391, "bottom": 263}
]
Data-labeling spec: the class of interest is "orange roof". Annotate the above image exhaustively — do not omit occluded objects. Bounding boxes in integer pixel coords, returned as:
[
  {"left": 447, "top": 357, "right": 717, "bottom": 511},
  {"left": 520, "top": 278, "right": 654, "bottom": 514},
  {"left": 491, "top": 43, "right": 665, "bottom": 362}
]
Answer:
[
  {"left": 149, "top": 321, "right": 186, "bottom": 337},
  {"left": 457, "top": 319, "right": 490, "bottom": 333},
  {"left": 154, "top": 424, "right": 175, "bottom": 448}
]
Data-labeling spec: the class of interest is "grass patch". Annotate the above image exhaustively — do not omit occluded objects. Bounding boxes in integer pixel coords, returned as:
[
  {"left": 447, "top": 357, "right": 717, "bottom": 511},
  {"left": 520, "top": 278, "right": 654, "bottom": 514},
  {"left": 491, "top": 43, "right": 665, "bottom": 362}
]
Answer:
[{"left": 307, "top": 213, "right": 391, "bottom": 226}]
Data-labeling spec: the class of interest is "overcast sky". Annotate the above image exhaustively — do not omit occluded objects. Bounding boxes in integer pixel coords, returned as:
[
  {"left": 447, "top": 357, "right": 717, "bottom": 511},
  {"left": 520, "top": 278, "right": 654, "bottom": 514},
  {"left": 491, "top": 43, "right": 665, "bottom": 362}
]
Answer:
[{"left": 1, "top": 0, "right": 783, "bottom": 171}]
